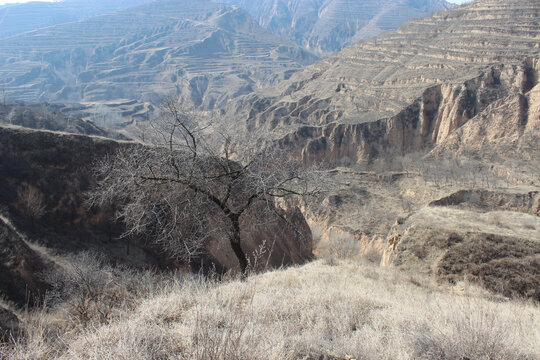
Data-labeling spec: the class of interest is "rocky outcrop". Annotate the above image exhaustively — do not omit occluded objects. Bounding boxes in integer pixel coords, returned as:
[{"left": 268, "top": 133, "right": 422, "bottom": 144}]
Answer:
[
  {"left": 385, "top": 224, "right": 540, "bottom": 300},
  {"left": 213, "top": 0, "right": 451, "bottom": 56},
  {"left": 272, "top": 59, "right": 538, "bottom": 165},
  {"left": 382, "top": 190, "right": 540, "bottom": 300},
  {"left": 432, "top": 62, "right": 540, "bottom": 159},
  {"left": 0, "top": 125, "right": 312, "bottom": 278}
]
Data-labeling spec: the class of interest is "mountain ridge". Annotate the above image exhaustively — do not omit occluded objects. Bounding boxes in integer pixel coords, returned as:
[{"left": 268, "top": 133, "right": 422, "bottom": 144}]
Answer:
[{"left": 213, "top": 0, "right": 453, "bottom": 56}]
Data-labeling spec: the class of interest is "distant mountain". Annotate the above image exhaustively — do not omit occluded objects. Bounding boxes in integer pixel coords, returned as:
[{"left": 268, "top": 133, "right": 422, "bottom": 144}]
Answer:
[
  {"left": 0, "top": 0, "right": 152, "bottom": 39},
  {"left": 0, "top": 0, "right": 317, "bottom": 118},
  {"left": 213, "top": 0, "right": 452, "bottom": 56}
]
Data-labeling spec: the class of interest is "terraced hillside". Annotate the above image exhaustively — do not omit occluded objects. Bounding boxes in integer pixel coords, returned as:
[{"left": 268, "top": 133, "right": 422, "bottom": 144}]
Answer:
[
  {"left": 0, "top": 0, "right": 317, "bottom": 119},
  {"left": 215, "top": 0, "right": 452, "bottom": 56},
  {"left": 230, "top": 0, "right": 539, "bottom": 151},
  {"left": 0, "top": 0, "right": 151, "bottom": 39}
]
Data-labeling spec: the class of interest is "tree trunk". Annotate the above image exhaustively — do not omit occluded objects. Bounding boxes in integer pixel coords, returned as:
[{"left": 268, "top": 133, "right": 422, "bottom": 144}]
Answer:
[{"left": 229, "top": 214, "right": 248, "bottom": 275}]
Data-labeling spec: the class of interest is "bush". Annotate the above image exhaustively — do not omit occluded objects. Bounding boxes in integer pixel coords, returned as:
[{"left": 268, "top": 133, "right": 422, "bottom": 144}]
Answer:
[
  {"left": 17, "top": 184, "right": 46, "bottom": 221},
  {"left": 44, "top": 251, "right": 163, "bottom": 328}
]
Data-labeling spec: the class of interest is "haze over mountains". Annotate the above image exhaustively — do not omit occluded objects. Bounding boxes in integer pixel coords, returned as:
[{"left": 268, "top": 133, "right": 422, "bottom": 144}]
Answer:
[
  {"left": 0, "top": 0, "right": 318, "bottom": 118},
  {"left": 0, "top": 0, "right": 454, "bottom": 122},
  {"left": 0, "top": 0, "right": 151, "bottom": 39},
  {"left": 214, "top": 0, "right": 452, "bottom": 56},
  {"left": 229, "top": 0, "right": 539, "bottom": 158}
]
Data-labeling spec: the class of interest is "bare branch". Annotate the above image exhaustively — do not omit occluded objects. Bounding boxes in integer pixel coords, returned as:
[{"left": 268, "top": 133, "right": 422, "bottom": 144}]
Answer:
[{"left": 89, "top": 100, "right": 321, "bottom": 273}]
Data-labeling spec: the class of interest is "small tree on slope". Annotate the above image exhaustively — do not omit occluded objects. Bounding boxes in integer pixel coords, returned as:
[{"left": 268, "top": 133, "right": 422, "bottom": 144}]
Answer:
[{"left": 89, "top": 99, "right": 320, "bottom": 274}]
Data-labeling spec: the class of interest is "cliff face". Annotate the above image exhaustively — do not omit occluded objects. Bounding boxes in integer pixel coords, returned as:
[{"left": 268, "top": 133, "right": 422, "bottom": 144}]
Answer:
[
  {"left": 274, "top": 59, "right": 538, "bottom": 165},
  {"left": 433, "top": 59, "right": 540, "bottom": 159},
  {"left": 0, "top": 126, "right": 312, "bottom": 285},
  {"left": 226, "top": 0, "right": 540, "bottom": 165}
]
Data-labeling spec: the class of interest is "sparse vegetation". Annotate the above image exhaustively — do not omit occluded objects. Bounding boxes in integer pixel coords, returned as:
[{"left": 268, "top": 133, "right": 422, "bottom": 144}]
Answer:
[
  {"left": 1, "top": 255, "right": 538, "bottom": 359},
  {"left": 17, "top": 184, "right": 46, "bottom": 221},
  {"left": 89, "top": 100, "right": 320, "bottom": 274}
]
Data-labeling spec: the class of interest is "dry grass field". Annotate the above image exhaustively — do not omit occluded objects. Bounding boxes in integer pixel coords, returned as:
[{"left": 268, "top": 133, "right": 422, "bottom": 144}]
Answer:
[{"left": 2, "top": 254, "right": 539, "bottom": 360}]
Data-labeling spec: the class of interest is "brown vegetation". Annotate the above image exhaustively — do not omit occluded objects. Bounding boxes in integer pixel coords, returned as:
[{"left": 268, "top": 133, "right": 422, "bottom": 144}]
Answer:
[{"left": 1, "top": 256, "right": 538, "bottom": 359}]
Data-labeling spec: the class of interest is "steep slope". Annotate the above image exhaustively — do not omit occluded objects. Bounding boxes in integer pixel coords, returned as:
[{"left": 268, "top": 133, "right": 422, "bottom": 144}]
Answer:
[
  {"left": 214, "top": 0, "right": 452, "bottom": 56},
  {"left": 229, "top": 0, "right": 539, "bottom": 161},
  {"left": 0, "top": 125, "right": 312, "bottom": 281},
  {"left": 0, "top": 0, "right": 152, "bottom": 39},
  {"left": 0, "top": 215, "right": 51, "bottom": 306},
  {"left": 275, "top": 59, "right": 538, "bottom": 166},
  {"left": 432, "top": 76, "right": 540, "bottom": 161},
  {"left": 228, "top": 0, "right": 540, "bottom": 298},
  {"left": 0, "top": 0, "right": 317, "bottom": 119}
]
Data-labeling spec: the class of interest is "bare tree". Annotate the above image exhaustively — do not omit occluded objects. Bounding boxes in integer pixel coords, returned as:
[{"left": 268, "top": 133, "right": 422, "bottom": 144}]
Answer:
[
  {"left": 17, "top": 184, "right": 46, "bottom": 221},
  {"left": 89, "top": 99, "right": 320, "bottom": 274}
]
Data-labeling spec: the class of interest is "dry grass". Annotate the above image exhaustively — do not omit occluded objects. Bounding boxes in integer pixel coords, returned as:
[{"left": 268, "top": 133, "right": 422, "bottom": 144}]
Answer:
[{"left": 2, "top": 258, "right": 539, "bottom": 360}]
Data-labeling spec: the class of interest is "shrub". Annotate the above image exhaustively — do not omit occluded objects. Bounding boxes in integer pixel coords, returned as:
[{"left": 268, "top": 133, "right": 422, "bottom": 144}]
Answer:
[{"left": 17, "top": 184, "right": 46, "bottom": 221}]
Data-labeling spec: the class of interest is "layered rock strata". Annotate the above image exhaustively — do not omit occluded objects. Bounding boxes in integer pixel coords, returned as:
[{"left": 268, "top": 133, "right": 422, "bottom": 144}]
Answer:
[{"left": 228, "top": 0, "right": 539, "bottom": 165}]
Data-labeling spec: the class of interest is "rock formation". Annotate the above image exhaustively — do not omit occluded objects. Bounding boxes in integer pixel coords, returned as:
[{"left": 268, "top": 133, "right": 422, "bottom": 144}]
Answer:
[
  {"left": 382, "top": 190, "right": 540, "bottom": 300},
  {"left": 227, "top": 0, "right": 539, "bottom": 166},
  {"left": 274, "top": 59, "right": 539, "bottom": 165}
]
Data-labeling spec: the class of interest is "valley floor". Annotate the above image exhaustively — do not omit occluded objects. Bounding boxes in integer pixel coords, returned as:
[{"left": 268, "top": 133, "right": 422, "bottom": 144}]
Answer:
[{"left": 2, "top": 258, "right": 539, "bottom": 360}]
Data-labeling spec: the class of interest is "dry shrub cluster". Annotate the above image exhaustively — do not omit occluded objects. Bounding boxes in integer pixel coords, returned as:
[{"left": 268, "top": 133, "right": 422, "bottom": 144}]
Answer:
[
  {"left": 1, "top": 257, "right": 539, "bottom": 360},
  {"left": 17, "top": 184, "right": 46, "bottom": 220},
  {"left": 43, "top": 252, "right": 167, "bottom": 328}
]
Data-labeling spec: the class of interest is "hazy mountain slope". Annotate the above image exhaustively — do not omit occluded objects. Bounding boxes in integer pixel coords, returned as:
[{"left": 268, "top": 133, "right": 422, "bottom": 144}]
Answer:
[
  {"left": 214, "top": 0, "right": 452, "bottom": 56},
  {"left": 0, "top": 0, "right": 317, "bottom": 115},
  {"left": 0, "top": 102, "right": 127, "bottom": 139},
  {"left": 0, "top": 0, "right": 152, "bottom": 39}
]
